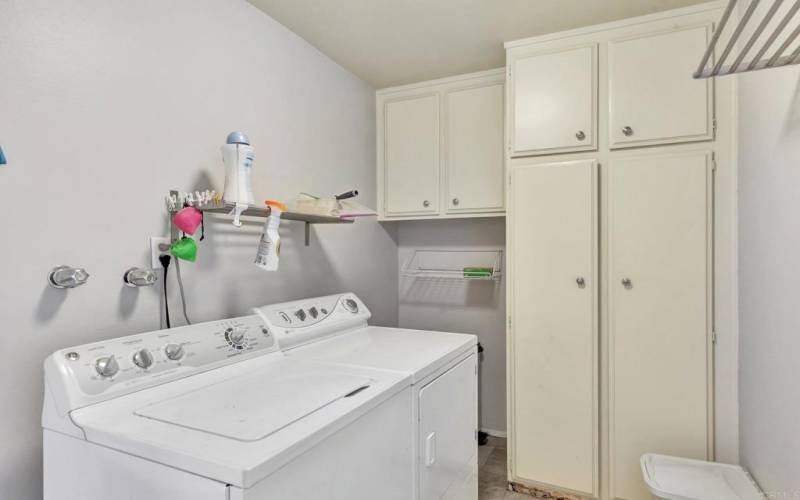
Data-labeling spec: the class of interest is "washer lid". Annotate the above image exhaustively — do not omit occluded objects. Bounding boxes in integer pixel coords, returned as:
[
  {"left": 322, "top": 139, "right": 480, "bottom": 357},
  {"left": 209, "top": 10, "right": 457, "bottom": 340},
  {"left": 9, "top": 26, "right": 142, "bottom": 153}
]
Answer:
[
  {"left": 69, "top": 356, "right": 411, "bottom": 488},
  {"left": 135, "top": 363, "right": 372, "bottom": 442}
]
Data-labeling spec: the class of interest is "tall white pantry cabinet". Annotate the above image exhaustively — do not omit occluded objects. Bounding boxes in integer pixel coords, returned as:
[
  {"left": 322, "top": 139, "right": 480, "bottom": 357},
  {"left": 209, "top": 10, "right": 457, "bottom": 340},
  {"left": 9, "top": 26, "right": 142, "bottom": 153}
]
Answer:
[{"left": 505, "top": 3, "right": 736, "bottom": 500}]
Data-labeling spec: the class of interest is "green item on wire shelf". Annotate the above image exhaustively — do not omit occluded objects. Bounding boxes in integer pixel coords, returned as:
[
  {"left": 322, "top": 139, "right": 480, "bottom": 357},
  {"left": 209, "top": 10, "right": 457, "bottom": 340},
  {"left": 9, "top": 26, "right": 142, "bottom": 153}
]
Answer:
[{"left": 463, "top": 267, "right": 492, "bottom": 278}]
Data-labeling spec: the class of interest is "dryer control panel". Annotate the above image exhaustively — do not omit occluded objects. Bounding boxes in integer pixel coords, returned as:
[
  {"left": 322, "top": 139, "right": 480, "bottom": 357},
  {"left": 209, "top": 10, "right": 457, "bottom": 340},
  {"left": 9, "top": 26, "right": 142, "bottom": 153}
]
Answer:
[
  {"left": 44, "top": 315, "right": 278, "bottom": 412},
  {"left": 253, "top": 293, "right": 371, "bottom": 350}
]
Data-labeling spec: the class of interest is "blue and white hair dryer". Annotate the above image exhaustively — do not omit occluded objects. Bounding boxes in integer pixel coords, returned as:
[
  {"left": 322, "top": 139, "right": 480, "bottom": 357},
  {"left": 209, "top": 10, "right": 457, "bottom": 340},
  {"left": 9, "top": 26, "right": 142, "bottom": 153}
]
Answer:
[{"left": 221, "top": 131, "right": 255, "bottom": 227}]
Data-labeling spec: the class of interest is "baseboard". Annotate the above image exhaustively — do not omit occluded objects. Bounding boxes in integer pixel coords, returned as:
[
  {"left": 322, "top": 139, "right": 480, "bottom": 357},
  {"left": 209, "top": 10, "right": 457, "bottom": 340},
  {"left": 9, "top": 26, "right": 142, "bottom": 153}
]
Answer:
[{"left": 481, "top": 428, "right": 507, "bottom": 438}]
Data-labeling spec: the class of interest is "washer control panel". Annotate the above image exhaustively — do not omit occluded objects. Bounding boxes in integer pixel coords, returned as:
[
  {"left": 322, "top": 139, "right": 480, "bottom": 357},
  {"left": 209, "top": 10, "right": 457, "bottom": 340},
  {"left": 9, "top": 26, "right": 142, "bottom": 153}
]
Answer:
[
  {"left": 253, "top": 293, "right": 371, "bottom": 350},
  {"left": 51, "top": 315, "right": 277, "bottom": 398}
]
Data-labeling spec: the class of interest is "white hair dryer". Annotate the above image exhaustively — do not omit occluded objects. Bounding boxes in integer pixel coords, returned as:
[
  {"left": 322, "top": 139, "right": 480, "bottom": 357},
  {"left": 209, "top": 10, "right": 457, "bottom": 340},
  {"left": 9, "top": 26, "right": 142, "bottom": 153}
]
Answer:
[{"left": 221, "top": 131, "right": 255, "bottom": 227}]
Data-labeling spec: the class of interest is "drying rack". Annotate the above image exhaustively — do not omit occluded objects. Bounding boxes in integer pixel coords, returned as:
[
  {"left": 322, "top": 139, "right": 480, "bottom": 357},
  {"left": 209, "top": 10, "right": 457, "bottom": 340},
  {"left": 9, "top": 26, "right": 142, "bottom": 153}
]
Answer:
[
  {"left": 401, "top": 249, "right": 503, "bottom": 281},
  {"left": 695, "top": 0, "right": 800, "bottom": 78},
  {"left": 168, "top": 190, "right": 352, "bottom": 246}
]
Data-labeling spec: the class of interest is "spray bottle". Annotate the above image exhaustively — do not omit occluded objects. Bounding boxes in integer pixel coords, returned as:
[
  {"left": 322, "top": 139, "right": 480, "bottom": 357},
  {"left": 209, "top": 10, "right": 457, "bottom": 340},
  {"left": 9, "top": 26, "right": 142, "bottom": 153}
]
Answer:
[
  {"left": 221, "top": 131, "right": 255, "bottom": 227},
  {"left": 254, "top": 200, "right": 286, "bottom": 272}
]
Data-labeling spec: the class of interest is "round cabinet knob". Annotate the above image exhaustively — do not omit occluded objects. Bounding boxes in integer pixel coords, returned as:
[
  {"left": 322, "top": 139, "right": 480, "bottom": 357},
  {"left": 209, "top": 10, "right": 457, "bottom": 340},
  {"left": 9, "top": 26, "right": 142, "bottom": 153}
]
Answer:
[
  {"left": 622, "top": 126, "right": 634, "bottom": 137},
  {"left": 132, "top": 349, "right": 154, "bottom": 369},
  {"left": 576, "top": 277, "right": 586, "bottom": 289},
  {"left": 164, "top": 343, "right": 185, "bottom": 361},
  {"left": 95, "top": 356, "right": 119, "bottom": 378},
  {"left": 423, "top": 200, "right": 431, "bottom": 208},
  {"left": 621, "top": 278, "right": 633, "bottom": 289},
  {"left": 228, "top": 328, "right": 247, "bottom": 346},
  {"left": 343, "top": 298, "right": 359, "bottom": 313},
  {"left": 452, "top": 198, "right": 460, "bottom": 206},
  {"left": 575, "top": 130, "right": 586, "bottom": 141}
]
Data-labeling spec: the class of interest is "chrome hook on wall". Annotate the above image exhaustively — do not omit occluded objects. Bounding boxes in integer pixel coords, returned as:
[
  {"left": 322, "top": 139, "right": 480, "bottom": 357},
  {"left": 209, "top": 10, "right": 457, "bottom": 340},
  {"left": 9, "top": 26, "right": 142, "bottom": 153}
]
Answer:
[{"left": 48, "top": 266, "right": 90, "bottom": 289}]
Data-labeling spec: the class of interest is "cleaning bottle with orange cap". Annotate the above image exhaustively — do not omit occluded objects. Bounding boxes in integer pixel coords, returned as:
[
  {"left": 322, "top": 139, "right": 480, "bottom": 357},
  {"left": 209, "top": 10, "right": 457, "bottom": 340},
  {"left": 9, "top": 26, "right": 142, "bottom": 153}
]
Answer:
[{"left": 254, "top": 200, "right": 287, "bottom": 271}]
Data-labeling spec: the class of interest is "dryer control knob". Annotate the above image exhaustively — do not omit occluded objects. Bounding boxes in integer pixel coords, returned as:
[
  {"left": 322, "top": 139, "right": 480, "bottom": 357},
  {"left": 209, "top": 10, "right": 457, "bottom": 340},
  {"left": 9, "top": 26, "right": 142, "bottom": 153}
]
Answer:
[
  {"left": 343, "top": 298, "right": 359, "bottom": 313},
  {"left": 95, "top": 356, "right": 119, "bottom": 378},
  {"left": 164, "top": 343, "right": 185, "bottom": 361},
  {"left": 132, "top": 349, "right": 154, "bottom": 369},
  {"left": 228, "top": 328, "right": 247, "bottom": 346}
]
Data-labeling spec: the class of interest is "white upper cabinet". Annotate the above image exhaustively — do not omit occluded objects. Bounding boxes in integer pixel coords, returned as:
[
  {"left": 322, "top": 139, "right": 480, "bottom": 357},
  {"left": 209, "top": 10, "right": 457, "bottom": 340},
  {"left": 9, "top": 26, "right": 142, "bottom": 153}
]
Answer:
[
  {"left": 445, "top": 83, "right": 505, "bottom": 214},
  {"left": 384, "top": 94, "right": 440, "bottom": 216},
  {"left": 377, "top": 70, "right": 505, "bottom": 220},
  {"left": 510, "top": 44, "right": 597, "bottom": 157},
  {"left": 608, "top": 25, "right": 714, "bottom": 148}
]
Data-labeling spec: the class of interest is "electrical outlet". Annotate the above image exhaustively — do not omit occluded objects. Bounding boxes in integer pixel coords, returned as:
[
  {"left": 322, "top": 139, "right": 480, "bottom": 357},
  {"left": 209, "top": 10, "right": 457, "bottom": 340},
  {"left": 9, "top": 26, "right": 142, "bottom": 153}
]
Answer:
[{"left": 150, "top": 236, "right": 171, "bottom": 269}]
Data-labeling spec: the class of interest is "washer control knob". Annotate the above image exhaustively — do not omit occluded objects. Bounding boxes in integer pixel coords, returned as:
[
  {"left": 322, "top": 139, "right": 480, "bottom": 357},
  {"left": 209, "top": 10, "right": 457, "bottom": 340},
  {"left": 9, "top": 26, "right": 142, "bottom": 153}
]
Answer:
[
  {"left": 228, "top": 328, "right": 247, "bottom": 346},
  {"left": 164, "top": 343, "right": 185, "bottom": 361},
  {"left": 132, "top": 349, "right": 154, "bottom": 369},
  {"left": 343, "top": 298, "right": 359, "bottom": 313},
  {"left": 95, "top": 356, "right": 119, "bottom": 378}
]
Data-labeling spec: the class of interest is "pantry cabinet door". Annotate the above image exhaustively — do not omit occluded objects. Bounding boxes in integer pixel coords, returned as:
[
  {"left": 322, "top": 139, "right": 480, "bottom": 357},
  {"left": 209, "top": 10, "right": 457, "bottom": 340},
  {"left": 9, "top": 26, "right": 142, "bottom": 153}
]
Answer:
[
  {"left": 608, "top": 25, "right": 714, "bottom": 149},
  {"left": 509, "top": 160, "right": 598, "bottom": 496},
  {"left": 608, "top": 151, "right": 713, "bottom": 500},
  {"left": 384, "top": 94, "right": 440, "bottom": 216},
  {"left": 445, "top": 82, "right": 505, "bottom": 213},
  {"left": 510, "top": 44, "right": 598, "bottom": 156}
]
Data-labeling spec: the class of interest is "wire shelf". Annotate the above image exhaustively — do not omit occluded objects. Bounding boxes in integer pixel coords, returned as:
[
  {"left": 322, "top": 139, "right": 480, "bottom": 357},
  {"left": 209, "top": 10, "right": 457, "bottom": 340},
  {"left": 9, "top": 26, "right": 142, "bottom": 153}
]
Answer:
[{"left": 401, "top": 249, "right": 503, "bottom": 281}]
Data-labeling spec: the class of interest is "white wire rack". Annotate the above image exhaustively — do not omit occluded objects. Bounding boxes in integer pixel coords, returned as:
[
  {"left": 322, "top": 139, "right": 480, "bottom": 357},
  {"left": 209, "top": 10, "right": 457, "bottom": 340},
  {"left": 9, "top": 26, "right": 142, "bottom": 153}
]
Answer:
[
  {"left": 695, "top": 0, "right": 800, "bottom": 78},
  {"left": 401, "top": 249, "right": 503, "bottom": 281}
]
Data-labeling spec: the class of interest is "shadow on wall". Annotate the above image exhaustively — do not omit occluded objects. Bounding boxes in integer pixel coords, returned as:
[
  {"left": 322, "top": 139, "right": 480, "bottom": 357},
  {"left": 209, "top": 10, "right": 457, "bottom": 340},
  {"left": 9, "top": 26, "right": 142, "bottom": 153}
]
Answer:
[{"left": 34, "top": 285, "right": 67, "bottom": 324}]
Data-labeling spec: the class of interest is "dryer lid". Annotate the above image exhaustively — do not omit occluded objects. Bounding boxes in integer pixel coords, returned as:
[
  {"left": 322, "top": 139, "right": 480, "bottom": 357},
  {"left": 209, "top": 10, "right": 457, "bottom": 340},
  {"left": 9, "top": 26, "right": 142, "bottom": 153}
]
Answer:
[{"left": 134, "top": 363, "right": 372, "bottom": 442}]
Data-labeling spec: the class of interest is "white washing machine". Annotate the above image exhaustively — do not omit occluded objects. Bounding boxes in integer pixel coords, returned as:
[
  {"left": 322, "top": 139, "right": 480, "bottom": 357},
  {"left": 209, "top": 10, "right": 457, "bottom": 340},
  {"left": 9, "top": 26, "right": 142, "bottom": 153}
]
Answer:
[
  {"left": 253, "top": 293, "right": 479, "bottom": 500},
  {"left": 42, "top": 313, "right": 415, "bottom": 500}
]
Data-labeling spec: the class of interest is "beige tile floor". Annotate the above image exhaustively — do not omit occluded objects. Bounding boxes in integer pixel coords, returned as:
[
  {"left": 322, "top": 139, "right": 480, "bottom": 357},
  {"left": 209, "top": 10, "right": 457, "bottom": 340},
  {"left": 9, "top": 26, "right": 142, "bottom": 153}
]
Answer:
[{"left": 478, "top": 437, "right": 531, "bottom": 500}]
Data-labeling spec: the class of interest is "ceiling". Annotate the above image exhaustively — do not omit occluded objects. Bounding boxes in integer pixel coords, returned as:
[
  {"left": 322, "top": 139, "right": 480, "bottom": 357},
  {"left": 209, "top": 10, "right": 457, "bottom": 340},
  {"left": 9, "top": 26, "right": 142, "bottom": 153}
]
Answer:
[{"left": 248, "top": 0, "right": 709, "bottom": 88}]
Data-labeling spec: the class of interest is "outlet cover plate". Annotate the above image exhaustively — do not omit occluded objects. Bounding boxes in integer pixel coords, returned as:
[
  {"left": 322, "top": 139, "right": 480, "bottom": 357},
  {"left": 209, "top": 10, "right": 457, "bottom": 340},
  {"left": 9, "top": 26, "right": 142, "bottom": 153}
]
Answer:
[{"left": 150, "top": 236, "right": 171, "bottom": 269}]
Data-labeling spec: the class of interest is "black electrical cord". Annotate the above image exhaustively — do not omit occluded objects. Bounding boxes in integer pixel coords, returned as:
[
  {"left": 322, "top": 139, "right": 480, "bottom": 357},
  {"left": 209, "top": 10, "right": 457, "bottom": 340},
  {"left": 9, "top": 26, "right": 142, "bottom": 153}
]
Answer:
[{"left": 159, "top": 254, "right": 172, "bottom": 328}]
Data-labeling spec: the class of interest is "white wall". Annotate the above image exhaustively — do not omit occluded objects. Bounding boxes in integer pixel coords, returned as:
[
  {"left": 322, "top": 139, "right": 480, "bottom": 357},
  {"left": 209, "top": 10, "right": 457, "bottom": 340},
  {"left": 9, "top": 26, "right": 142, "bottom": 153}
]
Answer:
[
  {"left": 738, "top": 65, "right": 800, "bottom": 497},
  {"left": 0, "top": 1, "right": 397, "bottom": 499},
  {"left": 397, "top": 218, "right": 506, "bottom": 434}
]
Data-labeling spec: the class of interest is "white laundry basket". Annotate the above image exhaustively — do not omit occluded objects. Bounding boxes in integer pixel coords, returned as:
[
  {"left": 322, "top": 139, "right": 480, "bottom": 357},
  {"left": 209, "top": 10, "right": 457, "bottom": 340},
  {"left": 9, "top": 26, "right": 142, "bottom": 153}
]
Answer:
[{"left": 640, "top": 454, "right": 765, "bottom": 500}]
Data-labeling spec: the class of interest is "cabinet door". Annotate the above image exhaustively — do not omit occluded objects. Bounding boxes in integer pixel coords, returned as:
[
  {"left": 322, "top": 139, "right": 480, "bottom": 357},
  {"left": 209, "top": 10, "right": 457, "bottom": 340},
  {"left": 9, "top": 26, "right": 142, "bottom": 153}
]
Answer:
[
  {"left": 509, "top": 160, "right": 598, "bottom": 496},
  {"left": 419, "top": 355, "right": 478, "bottom": 500},
  {"left": 608, "top": 25, "right": 713, "bottom": 148},
  {"left": 510, "top": 44, "right": 597, "bottom": 156},
  {"left": 445, "top": 82, "right": 505, "bottom": 213},
  {"left": 608, "top": 151, "right": 712, "bottom": 500},
  {"left": 384, "top": 94, "right": 440, "bottom": 215}
]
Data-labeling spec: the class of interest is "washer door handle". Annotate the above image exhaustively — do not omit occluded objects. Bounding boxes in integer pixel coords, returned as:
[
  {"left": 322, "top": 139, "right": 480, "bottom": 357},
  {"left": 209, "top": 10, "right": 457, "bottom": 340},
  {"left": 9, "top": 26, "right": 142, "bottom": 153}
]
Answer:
[{"left": 425, "top": 432, "right": 437, "bottom": 467}]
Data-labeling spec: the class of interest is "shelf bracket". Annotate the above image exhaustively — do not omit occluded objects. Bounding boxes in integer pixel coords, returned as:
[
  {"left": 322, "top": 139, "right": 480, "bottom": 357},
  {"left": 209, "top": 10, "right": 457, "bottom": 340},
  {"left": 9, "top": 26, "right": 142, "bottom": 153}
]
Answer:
[{"left": 305, "top": 222, "right": 311, "bottom": 247}]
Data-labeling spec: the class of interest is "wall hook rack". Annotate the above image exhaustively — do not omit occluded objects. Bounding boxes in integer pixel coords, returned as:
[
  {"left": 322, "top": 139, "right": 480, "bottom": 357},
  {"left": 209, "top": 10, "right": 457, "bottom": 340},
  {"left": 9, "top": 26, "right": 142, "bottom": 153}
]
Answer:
[{"left": 695, "top": 0, "right": 800, "bottom": 78}]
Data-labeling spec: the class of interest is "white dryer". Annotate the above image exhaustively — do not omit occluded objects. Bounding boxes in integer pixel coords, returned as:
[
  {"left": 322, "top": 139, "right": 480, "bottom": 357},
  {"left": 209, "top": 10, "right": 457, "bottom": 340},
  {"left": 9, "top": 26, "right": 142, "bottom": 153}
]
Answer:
[
  {"left": 253, "top": 293, "right": 479, "bottom": 500},
  {"left": 42, "top": 314, "right": 415, "bottom": 500}
]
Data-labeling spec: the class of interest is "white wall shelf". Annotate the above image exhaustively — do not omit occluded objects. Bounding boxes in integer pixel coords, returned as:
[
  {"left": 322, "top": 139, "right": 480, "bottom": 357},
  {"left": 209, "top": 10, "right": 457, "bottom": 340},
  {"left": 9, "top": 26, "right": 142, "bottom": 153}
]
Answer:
[
  {"left": 401, "top": 249, "right": 503, "bottom": 281},
  {"left": 167, "top": 190, "right": 352, "bottom": 246}
]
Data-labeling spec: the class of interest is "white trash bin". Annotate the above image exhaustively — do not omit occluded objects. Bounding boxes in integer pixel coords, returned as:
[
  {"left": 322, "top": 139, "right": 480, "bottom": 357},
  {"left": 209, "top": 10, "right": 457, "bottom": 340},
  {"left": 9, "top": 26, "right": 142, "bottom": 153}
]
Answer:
[{"left": 641, "top": 454, "right": 765, "bottom": 500}]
